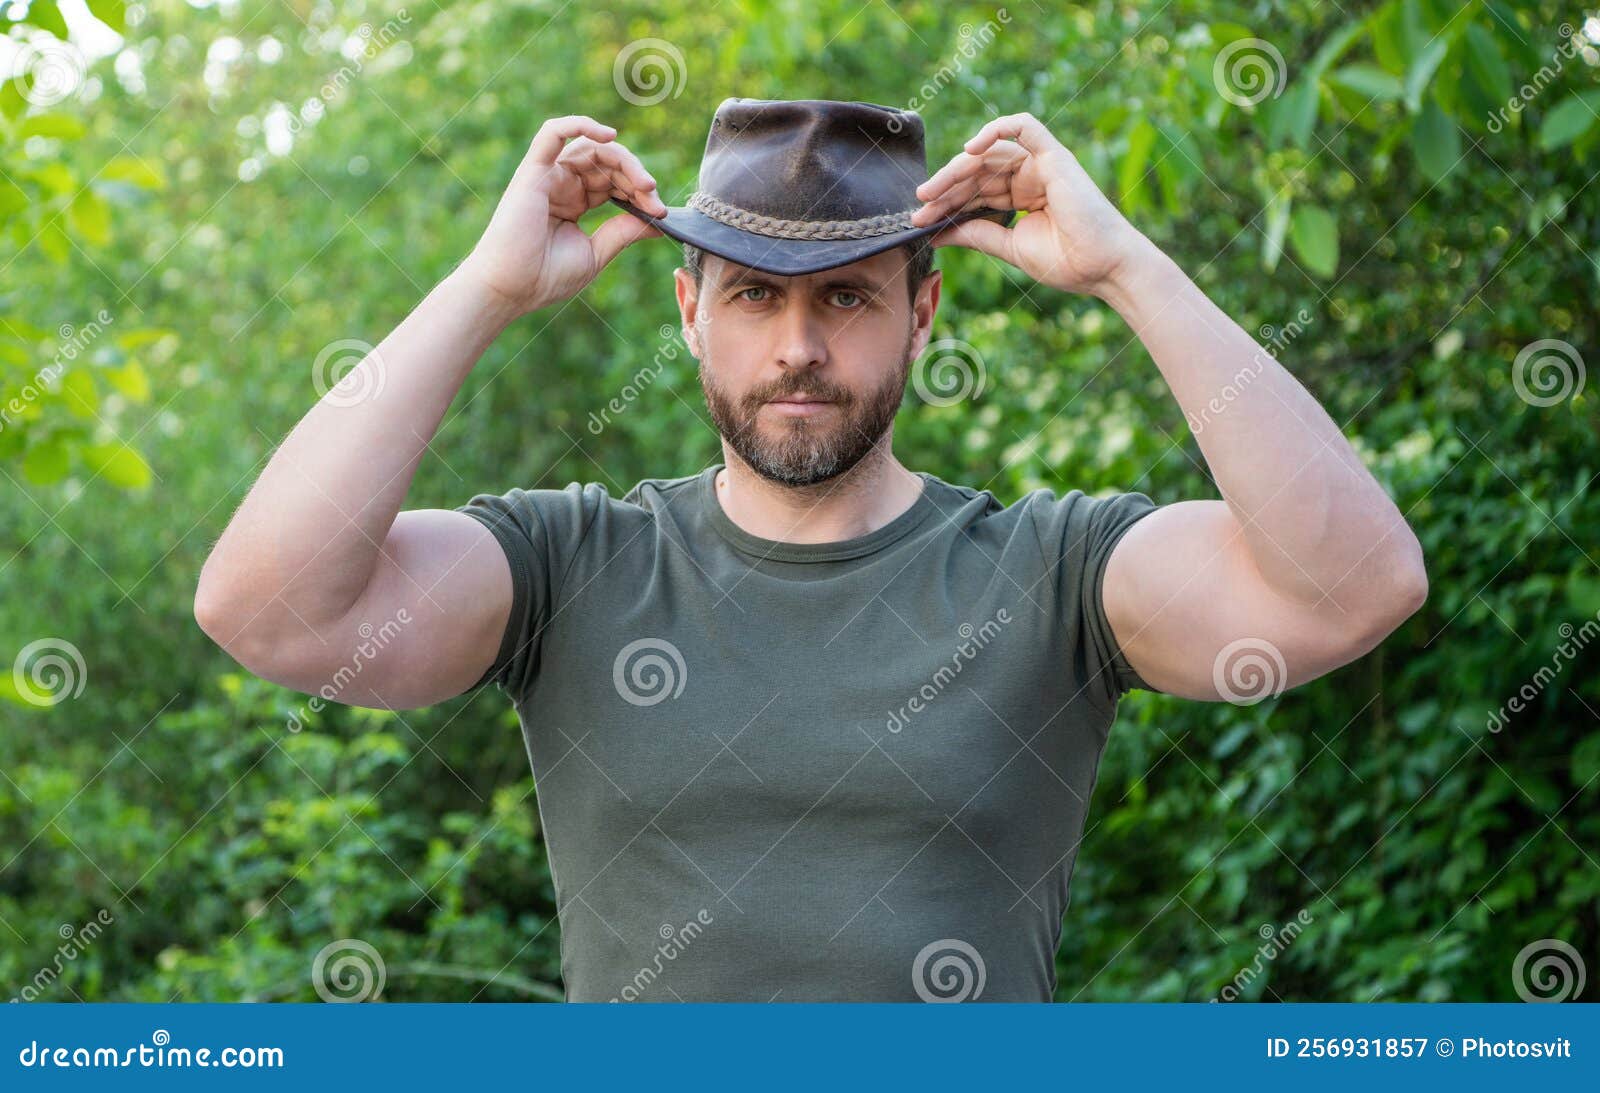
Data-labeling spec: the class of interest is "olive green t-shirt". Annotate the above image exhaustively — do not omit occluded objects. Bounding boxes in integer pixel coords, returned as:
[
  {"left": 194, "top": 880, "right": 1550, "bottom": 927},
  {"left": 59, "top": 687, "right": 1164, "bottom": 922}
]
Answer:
[{"left": 456, "top": 463, "right": 1159, "bottom": 1002}]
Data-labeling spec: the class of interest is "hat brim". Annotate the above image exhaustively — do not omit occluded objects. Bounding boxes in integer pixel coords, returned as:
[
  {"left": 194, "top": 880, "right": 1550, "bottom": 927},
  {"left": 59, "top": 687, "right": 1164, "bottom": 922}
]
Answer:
[{"left": 609, "top": 197, "right": 1016, "bottom": 276}]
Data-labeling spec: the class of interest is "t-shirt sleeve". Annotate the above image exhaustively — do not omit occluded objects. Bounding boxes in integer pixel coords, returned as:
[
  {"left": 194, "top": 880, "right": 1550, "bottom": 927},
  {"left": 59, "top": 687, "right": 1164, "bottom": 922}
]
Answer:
[
  {"left": 1027, "top": 487, "right": 1162, "bottom": 711},
  {"left": 453, "top": 481, "right": 601, "bottom": 699}
]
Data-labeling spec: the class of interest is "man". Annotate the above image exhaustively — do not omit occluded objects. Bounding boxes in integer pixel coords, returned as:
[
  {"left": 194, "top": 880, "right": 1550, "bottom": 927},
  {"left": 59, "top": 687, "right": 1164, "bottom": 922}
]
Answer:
[{"left": 194, "top": 98, "right": 1426, "bottom": 1002}]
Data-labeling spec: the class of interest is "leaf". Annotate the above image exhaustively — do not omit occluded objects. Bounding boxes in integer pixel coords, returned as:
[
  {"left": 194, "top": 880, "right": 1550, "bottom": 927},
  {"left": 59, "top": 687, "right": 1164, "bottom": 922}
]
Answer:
[
  {"left": 1403, "top": 36, "right": 1450, "bottom": 113},
  {"left": 1463, "top": 24, "right": 1512, "bottom": 106},
  {"left": 68, "top": 189, "right": 112, "bottom": 246},
  {"left": 1119, "top": 120, "right": 1157, "bottom": 213},
  {"left": 1412, "top": 99, "right": 1461, "bottom": 183},
  {"left": 18, "top": 114, "right": 86, "bottom": 141},
  {"left": 38, "top": 215, "right": 70, "bottom": 264},
  {"left": 1305, "top": 21, "right": 1364, "bottom": 81},
  {"left": 20, "top": 0, "right": 69, "bottom": 39},
  {"left": 1260, "top": 188, "right": 1291, "bottom": 272},
  {"left": 1266, "top": 78, "right": 1318, "bottom": 149},
  {"left": 86, "top": 0, "right": 127, "bottom": 32},
  {"left": 1538, "top": 93, "right": 1600, "bottom": 152},
  {"left": 104, "top": 360, "right": 150, "bottom": 402},
  {"left": 59, "top": 369, "right": 99, "bottom": 417},
  {"left": 102, "top": 155, "right": 167, "bottom": 190},
  {"left": 1289, "top": 203, "right": 1339, "bottom": 278},
  {"left": 22, "top": 436, "right": 70, "bottom": 485},
  {"left": 83, "top": 441, "right": 153, "bottom": 489},
  {"left": 1329, "top": 64, "right": 1403, "bottom": 102}
]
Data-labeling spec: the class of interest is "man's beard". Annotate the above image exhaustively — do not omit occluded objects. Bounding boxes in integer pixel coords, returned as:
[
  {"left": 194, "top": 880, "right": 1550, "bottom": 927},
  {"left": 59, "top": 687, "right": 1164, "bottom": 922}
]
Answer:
[{"left": 700, "top": 334, "right": 913, "bottom": 488}]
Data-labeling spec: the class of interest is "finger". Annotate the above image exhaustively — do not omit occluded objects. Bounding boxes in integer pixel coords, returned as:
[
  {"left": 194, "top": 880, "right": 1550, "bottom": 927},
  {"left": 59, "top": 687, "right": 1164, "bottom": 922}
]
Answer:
[
  {"left": 962, "top": 112, "right": 1064, "bottom": 160},
  {"left": 561, "top": 139, "right": 667, "bottom": 216},
  {"left": 917, "top": 151, "right": 986, "bottom": 205},
  {"left": 590, "top": 210, "right": 663, "bottom": 269},
  {"left": 928, "top": 216, "right": 1015, "bottom": 264},
  {"left": 525, "top": 115, "right": 617, "bottom": 168},
  {"left": 914, "top": 142, "right": 1025, "bottom": 222}
]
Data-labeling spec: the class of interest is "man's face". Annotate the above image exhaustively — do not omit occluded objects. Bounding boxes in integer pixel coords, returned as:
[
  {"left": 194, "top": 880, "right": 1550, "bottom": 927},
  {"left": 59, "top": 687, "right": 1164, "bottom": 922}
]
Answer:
[{"left": 674, "top": 248, "right": 940, "bottom": 487}]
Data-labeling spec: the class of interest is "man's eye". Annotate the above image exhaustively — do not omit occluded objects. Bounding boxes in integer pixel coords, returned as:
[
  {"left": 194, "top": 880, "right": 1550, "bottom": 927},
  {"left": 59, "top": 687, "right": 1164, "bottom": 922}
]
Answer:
[
  {"left": 832, "top": 291, "right": 863, "bottom": 308},
  {"left": 736, "top": 286, "right": 769, "bottom": 302}
]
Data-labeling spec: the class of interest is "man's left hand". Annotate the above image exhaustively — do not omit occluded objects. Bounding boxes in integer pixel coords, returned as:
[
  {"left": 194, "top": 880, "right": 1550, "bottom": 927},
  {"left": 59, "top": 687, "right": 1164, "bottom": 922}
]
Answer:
[{"left": 912, "top": 111, "right": 1152, "bottom": 300}]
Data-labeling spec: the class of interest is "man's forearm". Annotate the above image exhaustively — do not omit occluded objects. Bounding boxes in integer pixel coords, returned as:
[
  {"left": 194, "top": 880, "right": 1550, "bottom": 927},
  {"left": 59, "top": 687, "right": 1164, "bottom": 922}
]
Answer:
[
  {"left": 1098, "top": 239, "right": 1423, "bottom": 614},
  {"left": 197, "top": 268, "right": 520, "bottom": 641}
]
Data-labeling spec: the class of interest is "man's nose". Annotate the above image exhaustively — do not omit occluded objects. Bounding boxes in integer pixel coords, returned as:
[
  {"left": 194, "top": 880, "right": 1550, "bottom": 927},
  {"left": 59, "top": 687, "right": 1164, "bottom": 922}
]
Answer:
[{"left": 774, "top": 300, "right": 828, "bottom": 370}]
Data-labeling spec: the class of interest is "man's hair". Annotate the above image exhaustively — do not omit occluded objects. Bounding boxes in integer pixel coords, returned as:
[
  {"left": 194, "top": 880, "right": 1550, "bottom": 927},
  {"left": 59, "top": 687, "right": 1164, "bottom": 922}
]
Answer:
[{"left": 681, "top": 237, "right": 935, "bottom": 307}]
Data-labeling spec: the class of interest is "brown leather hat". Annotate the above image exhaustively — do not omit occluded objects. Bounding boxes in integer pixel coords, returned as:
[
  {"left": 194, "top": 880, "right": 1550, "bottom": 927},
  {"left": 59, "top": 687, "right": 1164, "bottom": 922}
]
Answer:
[{"left": 611, "top": 97, "right": 1015, "bottom": 276}]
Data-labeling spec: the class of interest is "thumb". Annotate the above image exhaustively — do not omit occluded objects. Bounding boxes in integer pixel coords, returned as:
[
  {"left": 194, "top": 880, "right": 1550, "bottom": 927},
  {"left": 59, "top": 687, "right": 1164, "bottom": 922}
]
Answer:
[
  {"left": 929, "top": 216, "right": 1015, "bottom": 264},
  {"left": 591, "top": 211, "right": 663, "bottom": 270}
]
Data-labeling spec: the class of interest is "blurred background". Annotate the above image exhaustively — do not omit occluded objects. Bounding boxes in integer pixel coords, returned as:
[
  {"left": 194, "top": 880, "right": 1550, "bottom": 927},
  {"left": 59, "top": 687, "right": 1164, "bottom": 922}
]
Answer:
[{"left": 1, "top": 0, "right": 1596, "bottom": 1002}]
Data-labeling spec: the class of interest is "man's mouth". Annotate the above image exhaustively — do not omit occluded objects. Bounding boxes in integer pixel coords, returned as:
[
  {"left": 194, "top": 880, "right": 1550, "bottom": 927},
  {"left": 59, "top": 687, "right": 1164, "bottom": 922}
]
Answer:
[{"left": 766, "top": 394, "right": 835, "bottom": 416}]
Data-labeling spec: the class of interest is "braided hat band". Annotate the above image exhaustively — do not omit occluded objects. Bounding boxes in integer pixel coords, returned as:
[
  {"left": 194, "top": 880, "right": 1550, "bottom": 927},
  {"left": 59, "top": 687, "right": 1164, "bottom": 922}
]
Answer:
[{"left": 687, "top": 191, "right": 917, "bottom": 241}]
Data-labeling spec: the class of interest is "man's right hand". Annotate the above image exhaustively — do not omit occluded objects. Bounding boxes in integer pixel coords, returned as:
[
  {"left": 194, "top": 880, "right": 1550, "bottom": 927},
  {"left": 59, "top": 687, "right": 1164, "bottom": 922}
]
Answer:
[{"left": 458, "top": 115, "right": 668, "bottom": 316}]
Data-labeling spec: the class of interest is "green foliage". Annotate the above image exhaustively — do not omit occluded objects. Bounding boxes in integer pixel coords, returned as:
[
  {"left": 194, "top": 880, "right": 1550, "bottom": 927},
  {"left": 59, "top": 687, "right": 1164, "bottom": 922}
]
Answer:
[{"left": 1, "top": 0, "right": 1595, "bottom": 1001}]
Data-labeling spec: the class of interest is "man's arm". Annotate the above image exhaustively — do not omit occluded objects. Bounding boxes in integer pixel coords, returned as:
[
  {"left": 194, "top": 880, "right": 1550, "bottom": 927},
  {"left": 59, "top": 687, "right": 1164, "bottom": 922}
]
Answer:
[
  {"left": 916, "top": 112, "right": 1426, "bottom": 701},
  {"left": 193, "top": 115, "right": 665, "bottom": 710}
]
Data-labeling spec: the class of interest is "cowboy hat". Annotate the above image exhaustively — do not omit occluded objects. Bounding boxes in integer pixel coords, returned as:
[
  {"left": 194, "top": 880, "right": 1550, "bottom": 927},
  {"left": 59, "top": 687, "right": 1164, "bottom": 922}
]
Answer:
[{"left": 611, "top": 97, "right": 1015, "bottom": 276}]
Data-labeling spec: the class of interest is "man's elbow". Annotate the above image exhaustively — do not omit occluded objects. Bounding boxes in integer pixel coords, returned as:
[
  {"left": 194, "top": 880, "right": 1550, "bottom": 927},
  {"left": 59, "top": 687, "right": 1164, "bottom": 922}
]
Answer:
[{"left": 1360, "top": 531, "right": 1429, "bottom": 638}]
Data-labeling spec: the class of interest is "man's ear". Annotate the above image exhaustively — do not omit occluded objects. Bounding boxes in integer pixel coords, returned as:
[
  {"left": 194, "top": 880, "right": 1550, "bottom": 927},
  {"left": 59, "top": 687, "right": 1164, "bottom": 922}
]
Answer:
[
  {"left": 672, "top": 266, "right": 703, "bottom": 359},
  {"left": 908, "top": 268, "right": 942, "bottom": 361}
]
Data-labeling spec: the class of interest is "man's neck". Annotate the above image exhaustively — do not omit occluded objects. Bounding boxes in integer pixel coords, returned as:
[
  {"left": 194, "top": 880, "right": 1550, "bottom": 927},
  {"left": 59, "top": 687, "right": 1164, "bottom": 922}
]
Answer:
[{"left": 712, "top": 446, "right": 924, "bottom": 545}]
